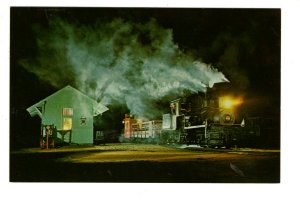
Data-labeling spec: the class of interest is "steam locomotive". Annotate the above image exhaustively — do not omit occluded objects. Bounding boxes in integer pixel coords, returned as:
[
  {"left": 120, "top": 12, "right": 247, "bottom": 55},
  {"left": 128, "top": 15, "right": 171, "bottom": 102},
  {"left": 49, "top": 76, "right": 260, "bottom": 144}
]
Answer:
[
  {"left": 123, "top": 83, "right": 260, "bottom": 147},
  {"left": 161, "top": 83, "right": 260, "bottom": 147}
]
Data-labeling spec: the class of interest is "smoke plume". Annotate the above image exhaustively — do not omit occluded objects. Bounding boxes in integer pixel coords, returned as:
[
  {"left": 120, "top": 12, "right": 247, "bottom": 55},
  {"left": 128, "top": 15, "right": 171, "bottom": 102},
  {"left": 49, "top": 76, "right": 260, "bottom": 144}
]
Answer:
[{"left": 21, "top": 18, "right": 227, "bottom": 118}]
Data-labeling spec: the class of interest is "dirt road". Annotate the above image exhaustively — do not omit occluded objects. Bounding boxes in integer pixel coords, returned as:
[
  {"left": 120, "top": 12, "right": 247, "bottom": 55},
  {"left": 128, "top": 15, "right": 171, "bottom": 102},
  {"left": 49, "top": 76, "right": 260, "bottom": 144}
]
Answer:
[{"left": 10, "top": 143, "right": 280, "bottom": 183}]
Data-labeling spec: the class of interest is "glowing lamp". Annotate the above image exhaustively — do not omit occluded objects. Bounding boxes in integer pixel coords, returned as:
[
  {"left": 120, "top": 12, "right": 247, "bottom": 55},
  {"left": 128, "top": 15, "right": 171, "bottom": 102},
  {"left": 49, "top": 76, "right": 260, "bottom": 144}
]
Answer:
[
  {"left": 223, "top": 99, "right": 233, "bottom": 109},
  {"left": 220, "top": 96, "right": 243, "bottom": 109}
]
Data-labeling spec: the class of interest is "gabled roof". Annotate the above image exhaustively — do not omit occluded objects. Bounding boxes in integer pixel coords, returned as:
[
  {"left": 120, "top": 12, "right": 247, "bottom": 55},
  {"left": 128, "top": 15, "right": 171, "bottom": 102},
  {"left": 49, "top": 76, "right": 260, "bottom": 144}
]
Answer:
[{"left": 26, "top": 85, "right": 108, "bottom": 117}]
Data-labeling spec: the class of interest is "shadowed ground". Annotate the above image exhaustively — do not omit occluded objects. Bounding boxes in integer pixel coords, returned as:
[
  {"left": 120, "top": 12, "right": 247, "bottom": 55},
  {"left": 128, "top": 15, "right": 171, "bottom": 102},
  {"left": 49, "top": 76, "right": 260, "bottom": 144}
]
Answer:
[{"left": 10, "top": 143, "right": 280, "bottom": 183}]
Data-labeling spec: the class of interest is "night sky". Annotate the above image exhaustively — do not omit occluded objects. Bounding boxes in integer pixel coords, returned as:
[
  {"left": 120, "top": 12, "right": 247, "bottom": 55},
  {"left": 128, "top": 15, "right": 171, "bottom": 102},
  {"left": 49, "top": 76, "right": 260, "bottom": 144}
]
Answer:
[{"left": 10, "top": 7, "right": 280, "bottom": 149}]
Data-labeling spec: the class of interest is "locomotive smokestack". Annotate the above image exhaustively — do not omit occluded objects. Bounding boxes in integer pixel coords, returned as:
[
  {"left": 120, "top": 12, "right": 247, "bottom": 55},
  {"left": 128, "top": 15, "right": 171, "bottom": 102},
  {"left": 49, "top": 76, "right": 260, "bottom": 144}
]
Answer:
[{"left": 21, "top": 18, "right": 228, "bottom": 119}]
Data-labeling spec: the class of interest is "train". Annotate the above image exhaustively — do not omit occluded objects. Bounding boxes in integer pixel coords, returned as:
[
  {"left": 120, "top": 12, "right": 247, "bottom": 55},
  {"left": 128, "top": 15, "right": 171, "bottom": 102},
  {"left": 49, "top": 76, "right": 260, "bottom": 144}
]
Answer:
[
  {"left": 122, "top": 115, "right": 162, "bottom": 143},
  {"left": 122, "top": 83, "right": 261, "bottom": 147}
]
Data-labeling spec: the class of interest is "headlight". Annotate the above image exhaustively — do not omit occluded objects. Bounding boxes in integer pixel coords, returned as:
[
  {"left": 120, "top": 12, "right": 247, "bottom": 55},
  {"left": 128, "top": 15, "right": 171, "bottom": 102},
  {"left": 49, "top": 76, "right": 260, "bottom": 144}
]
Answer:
[
  {"left": 223, "top": 99, "right": 233, "bottom": 109},
  {"left": 219, "top": 96, "right": 243, "bottom": 109}
]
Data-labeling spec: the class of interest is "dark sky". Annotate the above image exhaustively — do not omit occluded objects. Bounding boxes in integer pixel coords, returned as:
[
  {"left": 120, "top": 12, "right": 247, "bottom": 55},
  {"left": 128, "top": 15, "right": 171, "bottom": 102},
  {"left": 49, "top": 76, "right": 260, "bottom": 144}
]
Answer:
[{"left": 10, "top": 7, "right": 280, "bottom": 148}]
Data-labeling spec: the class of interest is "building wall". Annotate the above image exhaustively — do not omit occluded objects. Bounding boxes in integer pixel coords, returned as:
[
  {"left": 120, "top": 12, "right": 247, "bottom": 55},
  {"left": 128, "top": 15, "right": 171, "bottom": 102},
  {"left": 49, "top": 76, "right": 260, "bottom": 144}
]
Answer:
[{"left": 41, "top": 88, "right": 94, "bottom": 144}]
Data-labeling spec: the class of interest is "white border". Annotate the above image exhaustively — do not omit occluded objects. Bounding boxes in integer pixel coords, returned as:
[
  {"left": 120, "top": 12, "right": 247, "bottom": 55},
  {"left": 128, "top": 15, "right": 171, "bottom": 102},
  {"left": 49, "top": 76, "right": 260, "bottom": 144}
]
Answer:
[
  {"left": 2, "top": 0, "right": 300, "bottom": 200},
  {"left": 6, "top": 0, "right": 285, "bottom": 8}
]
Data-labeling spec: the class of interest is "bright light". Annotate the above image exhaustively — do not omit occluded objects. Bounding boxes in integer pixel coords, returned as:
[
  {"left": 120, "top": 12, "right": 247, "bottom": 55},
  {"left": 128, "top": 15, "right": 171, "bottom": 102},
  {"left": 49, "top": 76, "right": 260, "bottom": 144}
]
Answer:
[
  {"left": 220, "top": 96, "right": 243, "bottom": 109},
  {"left": 223, "top": 99, "right": 233, "bottom": 108}
]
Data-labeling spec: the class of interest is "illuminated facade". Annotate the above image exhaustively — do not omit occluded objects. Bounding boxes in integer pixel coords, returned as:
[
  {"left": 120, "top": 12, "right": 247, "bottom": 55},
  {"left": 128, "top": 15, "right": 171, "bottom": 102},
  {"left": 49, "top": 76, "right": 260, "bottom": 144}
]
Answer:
[{"left": 26, "top": 85, "right": 108, "bottom": 145}]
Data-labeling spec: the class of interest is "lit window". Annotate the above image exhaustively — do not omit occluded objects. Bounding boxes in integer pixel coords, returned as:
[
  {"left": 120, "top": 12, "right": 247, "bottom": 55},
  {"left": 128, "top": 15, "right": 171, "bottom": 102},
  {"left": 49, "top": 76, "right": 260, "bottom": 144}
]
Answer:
[{"left": 63, "top": 118, "right": 72, "bottom": 130}]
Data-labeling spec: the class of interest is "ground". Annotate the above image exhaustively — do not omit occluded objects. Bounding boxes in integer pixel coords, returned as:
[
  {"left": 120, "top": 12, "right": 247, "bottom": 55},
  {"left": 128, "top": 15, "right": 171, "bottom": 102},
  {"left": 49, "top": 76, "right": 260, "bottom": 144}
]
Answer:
[{"left": 10, "top": 143, "right": 280, "bottom": 183}]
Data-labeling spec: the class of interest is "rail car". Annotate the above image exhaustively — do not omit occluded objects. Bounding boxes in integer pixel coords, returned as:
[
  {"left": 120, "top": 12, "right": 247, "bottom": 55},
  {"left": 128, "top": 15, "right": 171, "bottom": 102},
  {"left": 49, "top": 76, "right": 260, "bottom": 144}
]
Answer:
[{"left": 122, "top": 114, "right": 162, "bottom": 143}]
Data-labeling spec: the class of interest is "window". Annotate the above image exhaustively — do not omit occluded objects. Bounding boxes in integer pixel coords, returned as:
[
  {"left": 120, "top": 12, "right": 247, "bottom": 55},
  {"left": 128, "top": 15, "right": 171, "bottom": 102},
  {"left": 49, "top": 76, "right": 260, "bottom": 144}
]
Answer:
[
  {"left": 63, "top": 118, "right": 72, "bottom": 130},
  {"left": 63, "top": 108, "right": 73, "bottom": 116},
  {"left": 63, "top": 108, "right": 73, "bottom": 130}
]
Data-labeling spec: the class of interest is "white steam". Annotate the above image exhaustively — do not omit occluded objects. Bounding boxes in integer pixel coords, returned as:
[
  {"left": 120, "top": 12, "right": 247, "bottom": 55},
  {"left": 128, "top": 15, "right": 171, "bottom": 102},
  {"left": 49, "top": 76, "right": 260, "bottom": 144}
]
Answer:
[{"left": 21, "top": 18, "right": 228, "bottom": 118}]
